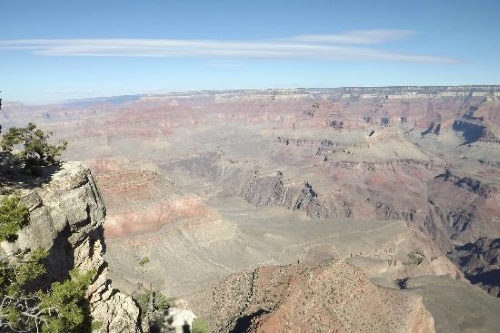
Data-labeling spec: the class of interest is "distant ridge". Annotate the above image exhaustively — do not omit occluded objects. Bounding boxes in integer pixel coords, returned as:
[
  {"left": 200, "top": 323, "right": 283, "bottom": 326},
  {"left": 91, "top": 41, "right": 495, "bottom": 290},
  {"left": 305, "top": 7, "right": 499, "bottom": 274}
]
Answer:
[{"left": 60, "top": 85, "right": 500, "bottom": 106}]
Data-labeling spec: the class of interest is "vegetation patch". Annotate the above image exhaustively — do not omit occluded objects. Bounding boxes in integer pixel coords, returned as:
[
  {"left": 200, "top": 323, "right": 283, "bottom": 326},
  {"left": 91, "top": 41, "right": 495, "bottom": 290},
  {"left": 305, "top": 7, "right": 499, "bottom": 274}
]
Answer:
[
  {"left": 133, "top": 289, "right": 175, "bottom": 332},
  {"left": 1, "top": 122, "right": 67, "bottom": 174},
  {"left": 139, "top": 256, "right": 150, "bottom": 266},
  {"left": 0, "top": 249, "right": 95, "bottom": 332},
  {"left": 0, "top": 195, "right": 29, "bottom": 242},
  {"left": 192, "top": 317, "right": 210, "bottom": 333}
]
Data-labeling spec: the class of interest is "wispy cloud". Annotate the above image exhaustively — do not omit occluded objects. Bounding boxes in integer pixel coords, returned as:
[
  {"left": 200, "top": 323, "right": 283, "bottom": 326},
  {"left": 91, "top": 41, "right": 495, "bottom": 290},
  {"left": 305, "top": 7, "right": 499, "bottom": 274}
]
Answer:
[
  {"left": 289, "top": 29, "right": 416, "bottom": 44},
  {"left": 0, "top": 30, "right": 457, "bottom": 63}
]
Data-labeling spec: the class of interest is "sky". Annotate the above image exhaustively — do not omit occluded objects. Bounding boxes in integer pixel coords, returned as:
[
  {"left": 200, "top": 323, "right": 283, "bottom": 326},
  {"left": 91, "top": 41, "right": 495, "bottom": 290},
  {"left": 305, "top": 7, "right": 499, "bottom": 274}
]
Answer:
[{"left": 1, "top": 0, "right": 499, "bottom": 104}]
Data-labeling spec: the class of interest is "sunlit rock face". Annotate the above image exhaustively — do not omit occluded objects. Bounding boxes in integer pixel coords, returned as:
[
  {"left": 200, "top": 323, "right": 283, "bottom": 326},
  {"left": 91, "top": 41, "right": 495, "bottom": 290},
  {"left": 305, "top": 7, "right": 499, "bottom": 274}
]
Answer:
[{"left": 1, "top": 163, "right": 141, "bottom": 333}]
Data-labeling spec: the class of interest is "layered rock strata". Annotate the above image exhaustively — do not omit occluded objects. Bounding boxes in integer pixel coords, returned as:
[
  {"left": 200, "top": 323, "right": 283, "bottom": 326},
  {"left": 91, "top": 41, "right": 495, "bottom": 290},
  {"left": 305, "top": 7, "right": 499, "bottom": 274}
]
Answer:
[{"left": 0, "top": 162, "right": 141, "bottom": 332}]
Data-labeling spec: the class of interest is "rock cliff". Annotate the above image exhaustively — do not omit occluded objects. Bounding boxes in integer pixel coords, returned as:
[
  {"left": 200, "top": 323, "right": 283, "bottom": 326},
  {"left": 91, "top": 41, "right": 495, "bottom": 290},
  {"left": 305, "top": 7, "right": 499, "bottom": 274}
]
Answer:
[
  {"left": 0, "top": 162, "right": 141, "bottom": 332},
  {"left": 450, "top": 237, "right": 500, "bottom": 297}
]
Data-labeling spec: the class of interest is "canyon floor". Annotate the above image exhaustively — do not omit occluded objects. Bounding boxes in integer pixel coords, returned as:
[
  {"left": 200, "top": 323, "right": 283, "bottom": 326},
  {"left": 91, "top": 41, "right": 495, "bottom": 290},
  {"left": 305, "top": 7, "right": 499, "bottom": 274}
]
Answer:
[{"left": 3, "top": 86, "right": 500, "bottom": 332}]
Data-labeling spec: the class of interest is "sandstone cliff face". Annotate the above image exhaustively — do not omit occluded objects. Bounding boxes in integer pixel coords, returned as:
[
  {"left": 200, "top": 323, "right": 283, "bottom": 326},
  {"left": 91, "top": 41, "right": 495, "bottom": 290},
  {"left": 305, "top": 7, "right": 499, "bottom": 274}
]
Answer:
[{"left": 0, "top": 162, "right": 141, "bottom": 333}]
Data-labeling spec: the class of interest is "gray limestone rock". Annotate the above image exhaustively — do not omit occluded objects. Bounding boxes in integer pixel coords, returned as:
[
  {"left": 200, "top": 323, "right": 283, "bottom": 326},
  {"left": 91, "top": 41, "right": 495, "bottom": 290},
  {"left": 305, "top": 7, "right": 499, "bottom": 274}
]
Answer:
[{"left": 0, "top": 162, "right": 141, "bottom": 333}]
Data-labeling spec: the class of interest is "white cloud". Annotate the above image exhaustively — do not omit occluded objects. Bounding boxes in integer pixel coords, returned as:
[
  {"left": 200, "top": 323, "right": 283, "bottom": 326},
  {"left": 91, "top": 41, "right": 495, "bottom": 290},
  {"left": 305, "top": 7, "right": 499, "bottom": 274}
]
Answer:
[
  {"left": 288, "top": 29, "right": 416, "bottom": 44},
  {"left": 0, "top": 30, "right": 458, "bottom": 63}
]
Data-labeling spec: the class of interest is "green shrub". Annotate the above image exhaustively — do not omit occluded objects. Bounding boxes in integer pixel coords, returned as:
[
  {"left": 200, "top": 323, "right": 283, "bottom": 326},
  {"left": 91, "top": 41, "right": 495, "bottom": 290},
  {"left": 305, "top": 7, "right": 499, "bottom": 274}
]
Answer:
[
  {"left": 192, "top": 317, "right": 210, "bottom": 333},
  {"left": 91, "top": 321, "right": 103, "bottom": 330},
  {"left": 133, "top": 289, "right": 174, "bottom": 317},
  {"left": 15, "top": 248, "right": 48, "bottom": 286},
  {"left": 0, "top": 249, "right": 47, "bottom": 299},
  {"left": 133, "top": 289, "right": 175, "bottom": 332},
  {"left": 139, "top": 256, "right": 150, "bottom": 266},
  {"left": 38, "top": 269, "right": 94, "bottom": 333},
  {"left": 0, "top": 249, "right": 95, "bottom": 333},
  {"left": 0, "top": 195, "right": 29, "bottom": 242},
  {"left": 1, "top": 122, "right": 67, "bottom": 168}
]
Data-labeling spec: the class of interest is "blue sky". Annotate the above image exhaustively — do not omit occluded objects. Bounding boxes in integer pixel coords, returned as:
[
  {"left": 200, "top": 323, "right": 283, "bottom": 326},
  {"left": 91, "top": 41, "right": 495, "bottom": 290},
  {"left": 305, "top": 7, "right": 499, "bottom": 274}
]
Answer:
[{"left": 1, "top": 0, "right": 499, "bottom": 104}]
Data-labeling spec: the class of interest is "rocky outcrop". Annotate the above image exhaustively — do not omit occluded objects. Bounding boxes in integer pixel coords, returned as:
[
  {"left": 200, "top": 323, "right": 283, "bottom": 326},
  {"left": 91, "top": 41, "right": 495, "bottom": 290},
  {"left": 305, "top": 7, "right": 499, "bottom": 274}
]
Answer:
[
  {"left": 435, "top": 170, "right": 496, "bottom": 199},
  {"left": 451, "top": 237, "right": 500, "bottom": 297},
  {"left": 190, "top": 259, "right": 435, "bottom": 333},
  {"left": 166, "top": 153, "right": 439, "bottom": 221},
  {"left": 424, "top": 170, "right": 500, "bottom": 244},
  {"left": 0, "top": 162, "right": 141, "bottom": 332}
]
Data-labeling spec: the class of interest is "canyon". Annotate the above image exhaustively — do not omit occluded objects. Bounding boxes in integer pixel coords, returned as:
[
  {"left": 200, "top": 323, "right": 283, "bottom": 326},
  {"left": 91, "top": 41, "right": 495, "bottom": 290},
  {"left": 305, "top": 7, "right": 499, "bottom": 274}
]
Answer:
[{"left": 2, "top": 86, "right": 500, "bottom": 332}]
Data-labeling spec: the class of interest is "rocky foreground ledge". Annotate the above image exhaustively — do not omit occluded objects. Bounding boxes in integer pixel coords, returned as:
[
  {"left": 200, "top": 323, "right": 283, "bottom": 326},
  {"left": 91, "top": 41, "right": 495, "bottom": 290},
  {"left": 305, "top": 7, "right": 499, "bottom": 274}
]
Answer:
[{"left": 0, "top": 162, "right": 141, "bottom": 332}]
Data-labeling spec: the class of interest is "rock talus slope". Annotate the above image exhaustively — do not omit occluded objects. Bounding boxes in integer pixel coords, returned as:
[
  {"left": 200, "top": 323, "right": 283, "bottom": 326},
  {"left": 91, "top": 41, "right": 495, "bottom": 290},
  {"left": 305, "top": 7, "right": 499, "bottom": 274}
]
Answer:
[{"left": 190, "top": 259, "right": 435, "bottom": 333}]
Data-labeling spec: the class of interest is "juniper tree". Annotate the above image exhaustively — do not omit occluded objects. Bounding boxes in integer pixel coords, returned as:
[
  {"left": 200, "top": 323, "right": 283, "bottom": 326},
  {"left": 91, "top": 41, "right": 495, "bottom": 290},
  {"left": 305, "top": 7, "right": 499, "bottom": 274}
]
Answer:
[{"left": 1, "top": 123, "right": 67, "bottom": 169}]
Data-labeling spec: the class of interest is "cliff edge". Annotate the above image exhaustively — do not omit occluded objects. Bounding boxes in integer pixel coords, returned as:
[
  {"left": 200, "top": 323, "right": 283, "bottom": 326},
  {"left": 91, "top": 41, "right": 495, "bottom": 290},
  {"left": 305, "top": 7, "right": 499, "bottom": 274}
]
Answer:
[{"left": 0, "top": 162, "right": 141, "bottom": 332}]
